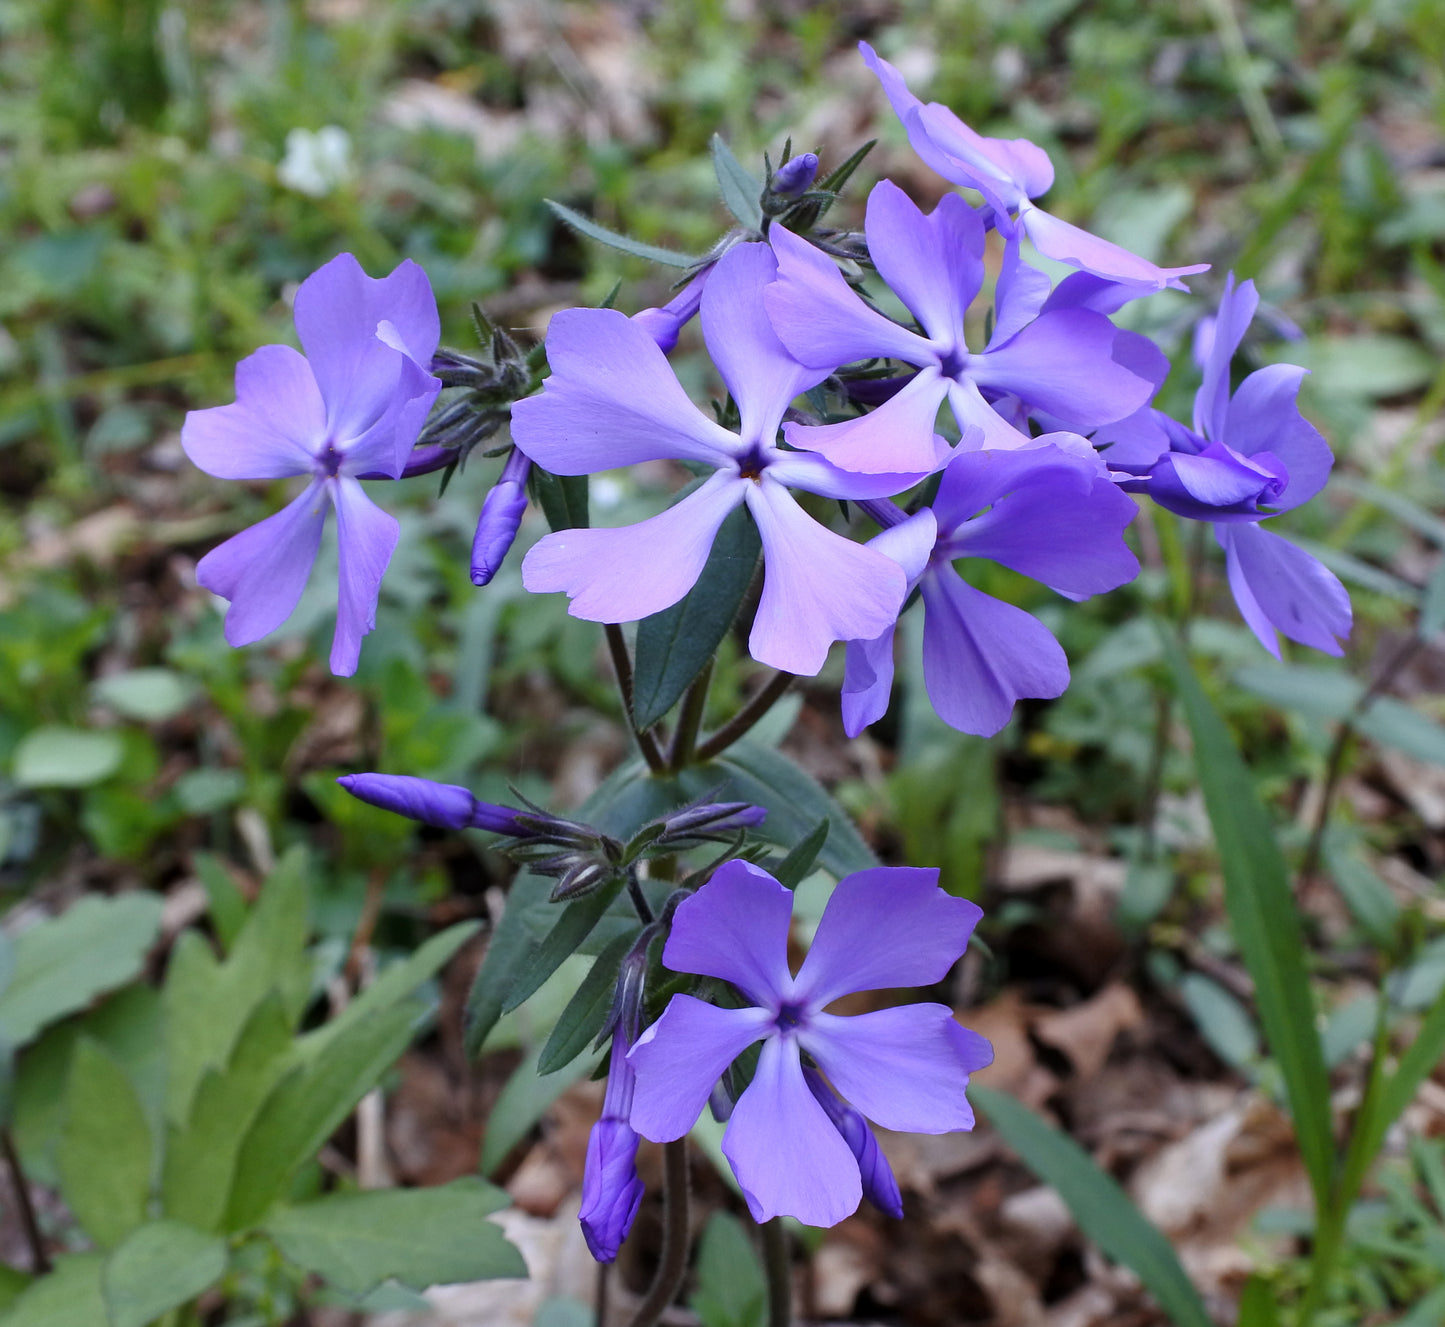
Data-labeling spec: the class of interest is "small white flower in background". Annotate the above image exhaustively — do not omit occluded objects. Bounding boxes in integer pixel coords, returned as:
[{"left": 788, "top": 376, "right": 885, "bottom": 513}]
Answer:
[{"left": 277, "top": 126, "right": 355, "bottom": 197}]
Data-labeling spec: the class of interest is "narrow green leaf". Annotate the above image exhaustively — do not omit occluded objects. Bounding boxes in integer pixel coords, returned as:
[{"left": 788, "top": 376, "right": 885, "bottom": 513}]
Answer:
[
  {"left": 632, "top": 503, "right": 761, "bottom": 729},
  {"left": 1233, "top": 663, "right": 1361, "bottom": 720},
  {"left": 502, "top": 882, "right": 621, "bottom": 1015},
  {"left": 1420, "top": 557, "right": 1445, "bottom": 638},
  {"left": 0, "top": 893, "right": 162, "bottom": 1047},
  {"left": 262, "top": 1179, "right": 524, "bottom": 1294},
  {"left": 191, "top": 852, "right": 248, "bottom": 953},
  {"left": 102, "top": 1221, "right": 227, "bottom": 1327},
  {"left": 690, "top": 1211, "right": 767, "bottom": 1327},
  {"left": 973, "top": 1085, "right": 1213, "bottom": 1327},
  {"left": 1162, "top": 626, "right": 1334, "bottom": 1207},
  {"left": 1179, "top": 973, "right": 1260, "bottom": 1070},
  {"left": 1236, "top": 1273, "right": 1282, "bottom": 1327},
  {"left": 464, "top": 872, "right": 553, "bottom": 1057},
  {"left": 57, "top": 1040, "right": 152, "bottom": 1248},
  {"left": 711, "top": 134, "right": 764, "bottom": 230},
  {"left": 529, "top": 465, "right": 589, "bottom": 533},
  {"left": 481, "top": 1042, "right": 602, "bottom": 1176},
  {"left": 538, "top": 930, "right": 637, "bottom": 1075},
  {"left": 769, "top": 818, "right": 830, "bottom": 890},
  {"left": 0, "top": 1254, "right": 104, "bottom": 1326},
  {"left": 1357, "top": 696, "right": 1445, "bottom": 768},
  {"left": 164, "top": 846, "right": 309, "bottom": 1126},
  {"left": 1374, "top": 982, "right": 1445, "bottom": 1163},
  {"left": 224, "top": 999, "right": 424, "bottom": 1231},
  {"left": 162, "top": 994, "right": 293, "bottom": 1231},
  {"left": 544, "top": 199, "right": 702, "bottom": 268},
  {"left": 716, "top": 740, "right": 875, "bottom": 878}
]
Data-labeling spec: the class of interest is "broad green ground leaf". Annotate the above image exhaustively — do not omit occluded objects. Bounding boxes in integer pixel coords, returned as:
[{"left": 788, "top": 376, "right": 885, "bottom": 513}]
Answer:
[
  {"left": 689, "top": 1211, "right": 767, "bottom": 1327},
  {"left": 0, "top": 1254, "right": 104, "bottom": 1326},
  {"left": 12, "top": 727, "right": 123, "bottom": 788},
  {"left": 464, "top": 871, "right": 553, "bottom": 1056},
  {"left": 1164, "top": 627, "right": 1334, "bottom": 1207},
  {"left": 632, "top": 503, "right": 761, "bottom": 729},
  {"left": 162, "top": 994, "right": 293, "bottom": 1230},
  {"left": 481, "top": 1042, "right": 603, "bottom": 1176},
  {"left": 91, "top": 668, "right": 194, "bottom": 722},
  {"left": 56, "top": 1040, "right": 152, "bottom": 1248},
  {"left": 711, "top": 134, "right": 764, "bottom": 232},
  {"left": 164, "top": 846, "right": 310, "bottom": 1125},
  {"left": 191, "top": 853, "right": 248, "bottom": 952},
  {"left": 262, "top": 1179, "right": 524, "bottom": 1294},
  {"left": 973, "top": 1085, "right": 1213, "bottom": 1327},
  {"left": 544, "top": 199, "right": 701, "bottom": 268},
  {"left": 0, "top": 894, "right": 162, "bottom": 1047},
  {"left": 225, "top": 999, "right": 424, "bottom": 1230},
  {"left": 538, "top": 929, "right": 637, "bottom": 1074},
  {"left": 101, "top": 1221, "right": 227, "bottom": 1327}
]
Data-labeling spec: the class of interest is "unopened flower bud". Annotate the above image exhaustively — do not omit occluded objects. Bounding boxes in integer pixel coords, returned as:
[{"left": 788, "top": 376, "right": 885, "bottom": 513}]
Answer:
[
  {"left": 770, "top": 152, "right": 819, "bottom": 198},
  {"left": 581, "top": 1016, "right": 645, "bottom": 1262},
  {"left": 630, "top": 268, "right": 709, "bottom": 355},
  {"left": 337, "top": 773, "right": 525, "bottom": 835},
  {"left": 471, "top": 449, "right": 532, "bottom": 586},
  {"left": 657, "top": 800, "right": 767, "bottom": 842},
  {"left": 804, "top": 1066, "right": 903, "bottom": 1217}
]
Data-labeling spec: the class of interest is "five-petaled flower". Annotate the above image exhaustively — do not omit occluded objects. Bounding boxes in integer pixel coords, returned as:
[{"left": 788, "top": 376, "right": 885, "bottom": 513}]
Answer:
[
  {"left": 182, "top": 253, "right": 441, "bottom": 676},
  {"left": 627, "top": 860, "right": 992, "bottom": 1227}
]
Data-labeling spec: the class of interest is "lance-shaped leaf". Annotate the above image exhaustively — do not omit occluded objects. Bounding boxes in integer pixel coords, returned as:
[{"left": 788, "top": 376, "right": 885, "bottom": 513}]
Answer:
[
  {"left": 263, "top": 1179, "right": 524, "bottom": 1294},
  {"left": 501, "top": 879, "right": 622, "bottom": 1015},
  {"left": 1162, "top": 624, "right": 1334, "bottom": 1207},
  {"left": 538, "top": 929, "right": 638, "bottom": 1075},
  {"left": 711, "top": 134, "right": 764, "bottom": 231},
  {"left": 0, "top": 1254, "right": 105, "bottom": 1326},
  {"left": 545, "top": 199, "right": 703, "bottom": 269},
  {"left": 632, "top": 502, "right": 761, "bottom": 729},
  {"left": 464, "top": 870, "right": 554, "bottom": 1057},
  {"left": 102, "top": 1221, "right": 228, "bottom": 1327}
]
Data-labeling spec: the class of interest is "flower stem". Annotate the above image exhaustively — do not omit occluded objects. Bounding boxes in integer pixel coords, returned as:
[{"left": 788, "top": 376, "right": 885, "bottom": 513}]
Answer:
[
  {"left": 1, "top": 1128, "right": 50, "bottom": 1274},
  {"left": 760, "top": 1218, "right": 792, "bottom": 1327},
  {"left": 668, "top": 658, "right": 714, "bottom": 772},
  {"left": 605, "top": 623, "right": 667, "bottom": 774},
  {"left": 694, "top": 670, "right": 795, "bottom": 764},
  {"left": 628, "top": 1139, "right": 690, "bottom": 1327}
]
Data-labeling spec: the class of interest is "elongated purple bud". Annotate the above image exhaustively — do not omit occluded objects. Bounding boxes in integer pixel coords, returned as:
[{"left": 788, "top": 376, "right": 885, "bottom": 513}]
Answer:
[
  {"left": 803, "top": 1066, "right": 903, "bottom": 1217},
  {"left": 337, "top": 773, "right": 525, "bottom": 834},
  {"left": 630, "top": 268, "right": 709, "bottom": 355},
  {"left": 471, "top": 449, "right": 532, "bottom": 586},
  {"left": 770, "top": 151, "right": 819, "bottom": 198},
  {"left": 580, "top": 982, "right": 645, "bottom": 1262}
]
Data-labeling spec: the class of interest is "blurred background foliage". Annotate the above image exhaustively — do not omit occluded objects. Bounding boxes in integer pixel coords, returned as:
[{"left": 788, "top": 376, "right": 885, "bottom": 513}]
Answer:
[{"left": 2, "top": 0, "right": 1445, "bottom": 1322}]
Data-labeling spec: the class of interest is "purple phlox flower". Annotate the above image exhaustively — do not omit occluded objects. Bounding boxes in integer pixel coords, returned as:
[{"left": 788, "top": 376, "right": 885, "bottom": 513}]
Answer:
[
  {"left": 843, "top": 442, "right": 1140, "bottom": 738},
  {"left": 182, "top": 254, "right": 441, "bottom": 676},
  {"left": 627, "top": 859, "right": 991, "bottom": 1228},
  {"left": 471, "top": 447, "right": 532, "bottom": 586},
  {"left": 1112, "top": 275, "right": 1349, "bottom": 657},
  {"left": 631, "top": 266, "right": 711, "bottom": 355},
  {"left": 337, "top": 772, "right": 528, "bottom": 835},
  {"left": 580, "top": 959, "right": 647, "bottom": 1262},
  {"left": 765, "top": 180, "right": 1157, "bottom": 474},
  {"left": 512, "top": 242, "right": 924, "bottom": 676},
  {"left": 860, "top": 42, "right": 1208, "bottom": 293}
]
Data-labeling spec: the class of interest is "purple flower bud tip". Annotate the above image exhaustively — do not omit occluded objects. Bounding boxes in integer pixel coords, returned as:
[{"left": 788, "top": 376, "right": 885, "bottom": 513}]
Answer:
[
  {"left": 579, "top": 1118, "right": 645, "bottom": 1262},
  {"left": 661, "top": 800, "right": 768, "bottom": 838},
  {"left": 771, "top": 152, "right": 819, "bottom": 198},
  {"left": 472, "top": 450, "right": 532, "bottom": 587},
  {"left": 338, "top": 772, "right": 525, "bottom": 835}
]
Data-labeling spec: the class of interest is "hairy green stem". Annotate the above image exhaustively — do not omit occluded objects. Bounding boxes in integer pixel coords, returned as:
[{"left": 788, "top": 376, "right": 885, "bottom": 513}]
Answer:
[
  {"left": 669, "top": 657, "right": 714, "bottom": 772},
  {"left": 604, "top": 622, "right": 667, "bottom": 774},
  {"left": 760, "top": 1218, "right": 792, "bottom": 1327},
  {"left": 628, "top": 1138, "right": 690, "bottom": 1327},
  {"left": 694, "top": 670, "right": 795, "bottom": 764}
]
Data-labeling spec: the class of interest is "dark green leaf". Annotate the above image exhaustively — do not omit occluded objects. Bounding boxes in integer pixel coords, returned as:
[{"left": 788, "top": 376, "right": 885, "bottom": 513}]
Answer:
[
  {"left": 1162, "top": 625, "right": 1334, "bottom": 1207},
  {"left": 102, "top": 1221, "right": 227, "bottom": 1327},
  {"left": 502, "top": 882, "right": 621, "bottom": 1014},
  {"left": 690, "top": 1211, "right": 767, "bottom": 1327},
  {"left": 0, "top": 1264, "right": 29, "bottom": 1312},
  {"left": 545, "top": 199, "right": 702, "bottom": 268},
  {"left": 769, "top": 817, "right": 830, "bottom": 890},
  {"left": 481, "top": 1042, "right": 603, "bottom": 1175},
  {"left": 529, "top": 466, "right": 589, "bottom": 533},
  {"left": 1236, "top": 1273, "right": 1282, "bottom": 1327},
  {"left": 0, "top": 893, "right": 162, "bottom": 1047},
  {"left": 57, "top": 1040, "right": 152, "bottom": 1248},
  {"left": 538, "top": 929, "right": 637, "bottom": 1074},
  {"left": 973, "top": 1085, "right": 1213, "bottom": 1327},
  {"left": 632, "top": 503, "right": 761, "bottom": 729},
  {"left": 464, "top": 872, "right": 554, "bottom": 1057},
  {"left": 711, "top": 134, "right": 763, "bottom": 231},
  {"left": 262, "top": 1179, "right": 524, "bottom": 1294},
  {"left": 814, "top": 139, "right": 876, "bottom": 205}
]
